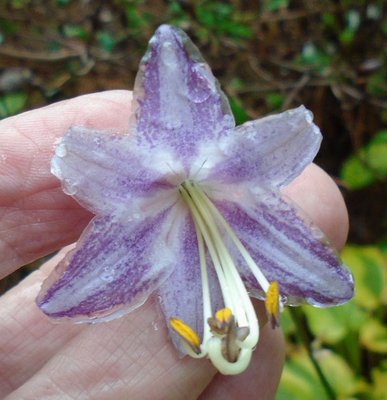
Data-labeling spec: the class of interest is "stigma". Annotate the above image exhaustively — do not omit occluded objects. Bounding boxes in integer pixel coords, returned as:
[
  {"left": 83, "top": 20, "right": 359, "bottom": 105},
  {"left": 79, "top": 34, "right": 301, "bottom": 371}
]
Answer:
[{"left": 171, "top": 180, "right": 282, "bottom": 375}]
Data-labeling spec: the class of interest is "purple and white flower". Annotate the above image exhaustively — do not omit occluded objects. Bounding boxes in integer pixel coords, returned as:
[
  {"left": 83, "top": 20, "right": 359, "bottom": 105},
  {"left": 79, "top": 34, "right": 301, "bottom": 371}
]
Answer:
[{"left": 37, "top": 25, "right": 354, "bottom": 375}]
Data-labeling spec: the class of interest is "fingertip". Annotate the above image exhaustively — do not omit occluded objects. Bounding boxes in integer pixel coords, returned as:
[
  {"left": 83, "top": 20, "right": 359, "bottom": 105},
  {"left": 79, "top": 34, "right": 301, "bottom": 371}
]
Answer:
[{"left": 282, "top": 164, "right": 349, "bottom": 250}]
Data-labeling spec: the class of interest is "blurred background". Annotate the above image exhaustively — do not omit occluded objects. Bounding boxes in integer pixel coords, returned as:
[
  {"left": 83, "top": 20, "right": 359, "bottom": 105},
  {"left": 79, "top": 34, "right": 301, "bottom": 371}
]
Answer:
[{"left": 0, "top": 1, "right": 386, "bottom": 398}]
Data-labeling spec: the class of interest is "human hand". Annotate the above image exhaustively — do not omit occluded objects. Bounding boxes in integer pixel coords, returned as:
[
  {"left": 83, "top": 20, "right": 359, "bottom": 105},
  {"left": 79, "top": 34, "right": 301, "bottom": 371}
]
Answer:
[{"left": 0, "top": 91, "right": 348, "bottom": 399}]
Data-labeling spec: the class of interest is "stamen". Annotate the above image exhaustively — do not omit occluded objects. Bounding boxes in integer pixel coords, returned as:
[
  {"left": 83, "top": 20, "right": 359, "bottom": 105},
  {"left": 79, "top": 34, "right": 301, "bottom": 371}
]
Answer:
[
  {"left": 265, "top": 281, "right": 281, "bottom": 329},
  {"left": 192, "top": 183, "right": 270, "bottom": 293},
  {"left": 170, "top": 318, "right": 202, "bottom": 354},
  {"left": 177, "top": 179, "right": 277, "bottom": 375}
]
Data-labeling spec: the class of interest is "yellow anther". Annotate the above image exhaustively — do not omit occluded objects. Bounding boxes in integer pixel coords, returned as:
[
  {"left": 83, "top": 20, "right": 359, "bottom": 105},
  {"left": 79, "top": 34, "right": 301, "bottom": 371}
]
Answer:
[
  {"left": 170, "top": 318, "right": 201, "bottom": 354},
  {"left": 215, "top": 307, "right": 233, "bottom": 324},
  {"left": 265, "top": 281, "right": 280, "bottom": 329}
]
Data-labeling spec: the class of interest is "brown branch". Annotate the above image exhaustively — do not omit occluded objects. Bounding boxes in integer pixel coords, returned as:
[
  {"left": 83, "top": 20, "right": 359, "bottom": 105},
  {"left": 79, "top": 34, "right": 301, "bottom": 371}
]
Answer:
[{"left": 0, "top": 45, "right": 81, "bottom": 62}]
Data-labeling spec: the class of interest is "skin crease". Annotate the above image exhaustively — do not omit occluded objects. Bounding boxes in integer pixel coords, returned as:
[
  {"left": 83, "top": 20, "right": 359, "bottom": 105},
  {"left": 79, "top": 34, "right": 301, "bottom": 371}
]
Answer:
[{"left": 0, "top": 91, "right": 349, "bottom": 400}]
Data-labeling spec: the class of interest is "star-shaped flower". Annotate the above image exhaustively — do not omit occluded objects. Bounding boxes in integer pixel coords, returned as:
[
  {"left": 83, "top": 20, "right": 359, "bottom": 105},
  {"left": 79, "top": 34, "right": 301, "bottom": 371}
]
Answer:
[{"left": 37, "top": 25, "right": 354, "bottom": 375}]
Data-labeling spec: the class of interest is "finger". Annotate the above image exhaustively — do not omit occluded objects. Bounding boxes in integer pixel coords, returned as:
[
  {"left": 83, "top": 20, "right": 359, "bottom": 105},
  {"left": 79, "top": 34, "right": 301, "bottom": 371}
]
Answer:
[
  {"left": 0, "top": 90, "right": 132, "bottom": 278},
  {"left": 282, "top": 163, "right": 349, "bottom": 250},
  {"left": 6, "top": 301, "right": 217, "bottom": 400},
  {"left": 0, "top": 249, "right": 83, "bottom": 396}
]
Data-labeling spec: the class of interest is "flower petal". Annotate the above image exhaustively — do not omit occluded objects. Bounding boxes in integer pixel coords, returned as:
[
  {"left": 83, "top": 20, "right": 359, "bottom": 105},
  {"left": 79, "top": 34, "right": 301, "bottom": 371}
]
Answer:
[
  {"left": 213, "top": 186, "right": 354, "bottom": 306},
  {"left": 130, "top": 24, "right": 235, "bottom": 161},
  {"left": 157, "top": 211, "right": 223, "bottom": 354},
  {"left": 51, "top": 126, "right": 177, "bottom": 218},
  {"left": 206, "top": 106, "right": 322, "bottom": 188},
  {"left": 36, "top": 209, "right": 177, "bottom": 321}
]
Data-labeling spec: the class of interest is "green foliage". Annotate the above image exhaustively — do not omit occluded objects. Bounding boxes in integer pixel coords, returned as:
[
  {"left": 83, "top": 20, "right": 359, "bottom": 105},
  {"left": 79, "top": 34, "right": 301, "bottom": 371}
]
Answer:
[
  {"left": 194, "top": 2, "right": 252, "bottom": 40},
  {"left": 342, "top": 245, "right": 386, "bottom": 310},
  {"left": 229, "top": 97, "right": 250, "bottom": 125},
  {"left": 296, "top": 42, "right": 333, "bottom": 73},
  {"left": 266, "top": 92, "right": 285, "bottom": 110},
  {"left": 263, "top": 0, "right": 289, "bottom": 12},
  {"left": 367, "top": 70, "right": 387, "bottom": 98},
  {"left": 0, "top": 18, "right": 20, "bottom": 35},
  {"left": 340, "top": 9, "right": 361, "bottom": 44},
  {"left": 303, "top": 301, "right": 367, "bottom": 344},
  {"left": 62, "top": 24, "right": 90, "bottom": 40},
  {"left": 0, "top": 92, "right": 27, "bottom": 118},
  {"left": 97, "top": 30, "right": 118, "bottom": 53},
  {"left": 277, "top": 348, "right": 359, "bottom": 400},
  {"left": 279, "top": 243, "right": 387, "bottom": 399},
  {"left": 124, "top": 1, "right": 149, "bottom": 31},
  {"left": 341, "top": 130, "right": 387, "bottom": 189},
  {"left": 9, "top": 0, "right": 30, "bottom": 9},
  {"left": 361, "top": 319, "right": 387, "bottom": 353}
]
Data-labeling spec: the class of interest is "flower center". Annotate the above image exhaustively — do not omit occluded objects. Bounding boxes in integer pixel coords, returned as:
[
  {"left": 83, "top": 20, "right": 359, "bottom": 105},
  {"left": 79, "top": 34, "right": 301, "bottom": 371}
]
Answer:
[{"left": 170, "top": 180, "right": 281, "bottom": 375}]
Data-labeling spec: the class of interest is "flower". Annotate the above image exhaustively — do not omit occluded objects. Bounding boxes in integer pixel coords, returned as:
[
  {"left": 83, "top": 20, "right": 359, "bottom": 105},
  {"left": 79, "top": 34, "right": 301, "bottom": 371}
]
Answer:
[{"left": 37, "top": 24, "right": 354, "bottom": 375}]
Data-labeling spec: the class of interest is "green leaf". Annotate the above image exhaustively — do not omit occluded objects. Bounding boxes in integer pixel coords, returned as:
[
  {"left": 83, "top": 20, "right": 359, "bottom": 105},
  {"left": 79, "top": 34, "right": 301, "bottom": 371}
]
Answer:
[
  {"left": 195, "top": 2, "right": 252, "bottom": 40},
  {"left": 341, "top": 154, "right": 376, "bottom": 189},
  {"left": 0, "top": 92, "right": 27, "bottom": 118},
  {"left": 97, "top": 30, "right": 117, "bottom": 53},
  {"left": 367, "top": 70, "right": 387, "bottom": 98},
  {"left": 317, "top": 350, "right": 359, "bottom": 396},
  {"left": 361, "top": 319, "right": 387, "bottom": 353},
  {"left": 341, "top": 245, "right": 387, "bottom": 310},
  {"left": 367, "top": 130, "right": 387, "bottom": 174},
  {"left": 280, "top": 308, "right": 296, "bottom": 336},
  {"left": 229, "top": 97, "right": 249, "bottom": 125},
  {"left": 277, "top": 349, "right": 327, "bottom": 400},
  {"left": 266, "top": 92, "right": 284, "bottom": 110},
  {"left": 341, "top": 130, "right": 387, "bottom": 189},
  {"left": 371, "top": 362, "right": 387, "bottom": 399},
  {"left": 302, "top": 301, "right": 367, "bottom": 344},
  {"left": 63, "top": 24, "right": 89, "bottom": 40},
  {"left": 296, "top": 42, "right": 332, "bottom": 73},
  {"left": 277, "top": 348, "right": 359, "bottom": 399},
  {"left": 263, "top": 0, "right": 289, "bottom": 12}
]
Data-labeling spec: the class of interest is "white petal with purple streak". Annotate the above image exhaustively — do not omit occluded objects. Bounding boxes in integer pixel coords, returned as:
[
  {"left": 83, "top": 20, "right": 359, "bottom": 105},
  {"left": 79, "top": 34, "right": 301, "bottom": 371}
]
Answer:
[
  {"left": 130, "top": 25, "right": 235, "bottom": 164},
  {"left": 211, "top": 185, "right": 354, "bottom": 306},
  {"left": 37, "top": 208, "right": 178, "bottom": 321},
  {"left": 51, "top": 126, "right": 179, "bottom": 219},
  {"left": 157, "top": 212, "right": 224, "bottom": 355},
  {"left": 206, "top": 106, "right": 322, "bottom": 188}
]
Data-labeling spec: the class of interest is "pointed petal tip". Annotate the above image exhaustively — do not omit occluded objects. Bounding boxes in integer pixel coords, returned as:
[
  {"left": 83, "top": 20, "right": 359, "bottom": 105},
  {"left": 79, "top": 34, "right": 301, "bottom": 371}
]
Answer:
[
  {"left": 149, "top": 24, "right": 185, "bottom": 51},
  {"left": 154, "top": 24, "right": 179, "bottom": 36},
  {"left": 132, "top": 23, "right": 234, "bottom": 156},
  {"left": 307, "top": 266, "right": 355, "bottom": 307}
]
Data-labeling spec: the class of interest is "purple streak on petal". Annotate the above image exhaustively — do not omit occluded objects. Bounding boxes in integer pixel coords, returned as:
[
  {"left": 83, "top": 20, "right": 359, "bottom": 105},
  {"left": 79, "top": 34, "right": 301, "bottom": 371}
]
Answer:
[
  {"left": 206, "top": 106, "right": 322, "bottom": 188},
  {"left": 36, "top": 208, "right": 177, "bottom": 321},
  {"left": 215, "top": 188, "right": 354, "bottom": 306},
  {"left": 157, "top": 209, "right": 223, "bottom": 355},
  {"left": 51, "top": 127, "right": 177, "bottom": 218},
  {"left": 130, "top": 25, "right": 235, "bottom": 163}
]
